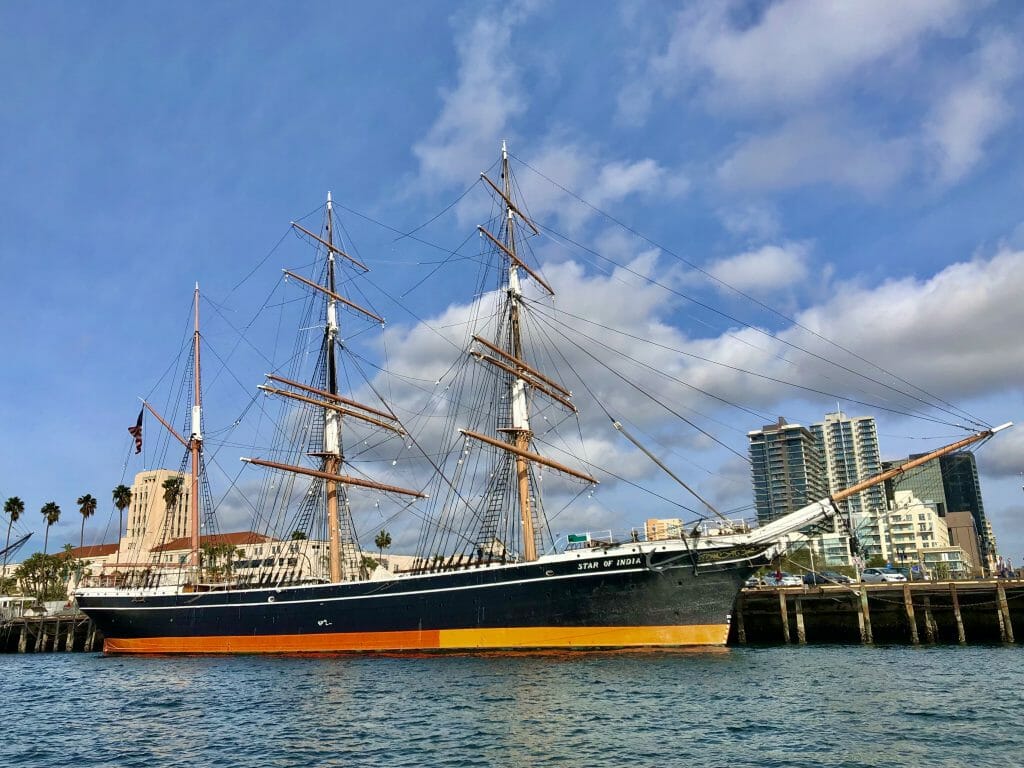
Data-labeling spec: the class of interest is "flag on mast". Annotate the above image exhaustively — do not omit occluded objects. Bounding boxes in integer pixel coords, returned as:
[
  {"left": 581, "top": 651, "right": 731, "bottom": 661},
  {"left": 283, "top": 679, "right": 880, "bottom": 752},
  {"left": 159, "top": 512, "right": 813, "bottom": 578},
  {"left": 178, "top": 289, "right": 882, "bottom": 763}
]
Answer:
[{"left": 128, "top": 409, "right": 143, "bottom": 454}]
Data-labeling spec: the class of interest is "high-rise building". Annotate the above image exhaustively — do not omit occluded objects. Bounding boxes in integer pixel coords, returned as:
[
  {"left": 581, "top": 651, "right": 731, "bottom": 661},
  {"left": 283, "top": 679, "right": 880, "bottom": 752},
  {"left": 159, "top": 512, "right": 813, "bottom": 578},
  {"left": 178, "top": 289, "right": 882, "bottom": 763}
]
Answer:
[
  {"left": 883, "top": 451, "right": 994, "bottom": 574},
  {"left": 940, "top": 452, "right": 995, "bottom": 569},
  {"left": 809, "top": 411, "right": 883, "bottom": 519},
  {"left": 883, "top": 456, "right": 947, "bottom": 516},
  {"left": 747, "top": 417, "right": 827, "bottom": 525}
]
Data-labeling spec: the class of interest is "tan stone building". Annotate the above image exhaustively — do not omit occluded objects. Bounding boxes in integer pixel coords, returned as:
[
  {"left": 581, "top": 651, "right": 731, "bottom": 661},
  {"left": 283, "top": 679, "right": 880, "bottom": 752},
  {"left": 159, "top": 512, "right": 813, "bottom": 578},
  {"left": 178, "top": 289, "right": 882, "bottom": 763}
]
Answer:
[
  {"left": 64, "top": 468, "right": 417, "bottom": 586},
  {"left": 945, "top": 511, "right": 984, "bottom": 578},
  {"left": 646, "top": 518, "right": 684, "bottom": 541},
  {"left": 119, "top": 469, "right": 192, "bottom": 568}
]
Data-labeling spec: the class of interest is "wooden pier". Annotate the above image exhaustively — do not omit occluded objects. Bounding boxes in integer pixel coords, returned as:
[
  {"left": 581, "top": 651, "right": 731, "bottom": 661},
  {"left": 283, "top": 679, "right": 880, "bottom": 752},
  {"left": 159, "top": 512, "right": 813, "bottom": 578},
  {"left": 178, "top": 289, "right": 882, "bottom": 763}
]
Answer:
[
  {"left": 731, "top": 578, "right": 1023, "bottom": 645},
  {"left": 0, "top": 612, "right": 103, "bottom": 653}
]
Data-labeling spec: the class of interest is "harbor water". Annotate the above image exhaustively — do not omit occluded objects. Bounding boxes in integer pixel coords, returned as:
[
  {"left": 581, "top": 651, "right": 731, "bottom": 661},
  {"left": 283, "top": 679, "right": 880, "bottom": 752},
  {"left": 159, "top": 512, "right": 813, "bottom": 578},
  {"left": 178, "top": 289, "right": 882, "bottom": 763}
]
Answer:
[{"left": 2, "top": 646, "right": 1021, "bottom": 767}]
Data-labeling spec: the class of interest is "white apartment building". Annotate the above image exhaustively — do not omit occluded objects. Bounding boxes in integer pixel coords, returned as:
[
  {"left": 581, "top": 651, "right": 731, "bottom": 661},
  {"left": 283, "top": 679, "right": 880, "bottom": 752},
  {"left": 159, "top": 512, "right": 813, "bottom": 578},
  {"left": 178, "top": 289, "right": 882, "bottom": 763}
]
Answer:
[{"left": 810, "top": 411, "right": 883, "bottom": 520}]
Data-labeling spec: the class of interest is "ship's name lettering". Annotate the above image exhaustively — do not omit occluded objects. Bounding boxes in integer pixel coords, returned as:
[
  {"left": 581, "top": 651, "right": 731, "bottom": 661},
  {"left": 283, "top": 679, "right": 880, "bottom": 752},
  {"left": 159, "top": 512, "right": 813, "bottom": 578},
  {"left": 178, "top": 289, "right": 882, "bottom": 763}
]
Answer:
[{"left": 577, "top": 556, "right": 642, "bottom": 571}]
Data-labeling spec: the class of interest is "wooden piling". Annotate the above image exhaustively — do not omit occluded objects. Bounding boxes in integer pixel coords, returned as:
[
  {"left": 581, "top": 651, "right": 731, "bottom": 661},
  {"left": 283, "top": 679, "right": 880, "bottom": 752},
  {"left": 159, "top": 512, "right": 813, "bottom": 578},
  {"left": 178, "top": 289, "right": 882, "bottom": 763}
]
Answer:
[
  {"left": 18, "top": 623, "right": 27, "bottom": 653},
  {"left": 778, "top": 591, "right": 790, "bottom": 644},
  {"left": 735, "top": 593, "right": 746, "bottom": 645},
  {"left": 795, "top": 597, "right": 807, "bottom": 645},
  {"left": 859, "top": 587, "right": 873, "bottom": 644},
  {"left": 66, "top": 621, "right": 76, "bottom": 652},
  {"left": 903, "top": 584, "right": 919, "bottom": 645},
  {"left": 950, "top": 583, "right": 966, "bottom": 645},
  {"left": 729, "top": 580, "right": 1022, "bottom": 646},
  {"left": 996, "top": 583, "right": 1015, "bottom": 644},
  {"left": 922, "top": 596, "right": 937, "bottom": 643}
]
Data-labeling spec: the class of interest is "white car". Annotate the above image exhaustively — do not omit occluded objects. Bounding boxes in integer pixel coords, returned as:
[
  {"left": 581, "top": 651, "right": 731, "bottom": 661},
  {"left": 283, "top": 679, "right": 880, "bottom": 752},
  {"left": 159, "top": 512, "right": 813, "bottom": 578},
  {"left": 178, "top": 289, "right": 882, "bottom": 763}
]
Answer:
[
  {"left": 861, "top": 567, "right": 907, "bottom": 583},
  {"left": 762, "top": 572, "right": 803, "bottom": 587}
]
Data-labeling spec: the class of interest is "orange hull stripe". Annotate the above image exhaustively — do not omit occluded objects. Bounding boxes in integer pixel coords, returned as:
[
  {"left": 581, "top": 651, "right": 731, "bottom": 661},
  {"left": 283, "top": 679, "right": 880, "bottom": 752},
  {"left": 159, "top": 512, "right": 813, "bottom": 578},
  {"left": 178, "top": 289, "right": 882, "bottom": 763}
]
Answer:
[
  {"left": 104, "top": 624, "right": 729, "bottom": 654},
  {"left": 438, "top": 624, "right": 729, "bottom": 649}
]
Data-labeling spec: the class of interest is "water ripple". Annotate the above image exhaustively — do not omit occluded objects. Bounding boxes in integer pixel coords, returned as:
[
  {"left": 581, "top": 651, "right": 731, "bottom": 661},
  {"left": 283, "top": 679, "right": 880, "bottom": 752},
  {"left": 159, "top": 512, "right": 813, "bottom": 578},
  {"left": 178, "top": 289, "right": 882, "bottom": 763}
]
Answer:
[{"left": 1, "top": 647, "right": 1022, "bottom": 767}]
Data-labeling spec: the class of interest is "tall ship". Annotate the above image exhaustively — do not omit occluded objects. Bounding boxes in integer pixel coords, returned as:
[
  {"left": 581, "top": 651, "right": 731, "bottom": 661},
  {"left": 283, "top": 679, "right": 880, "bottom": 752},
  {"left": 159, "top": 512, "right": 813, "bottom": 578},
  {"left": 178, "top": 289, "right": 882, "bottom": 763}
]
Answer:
[{"left": 75, "top": 146, "right": 1009, "bottom": 653}]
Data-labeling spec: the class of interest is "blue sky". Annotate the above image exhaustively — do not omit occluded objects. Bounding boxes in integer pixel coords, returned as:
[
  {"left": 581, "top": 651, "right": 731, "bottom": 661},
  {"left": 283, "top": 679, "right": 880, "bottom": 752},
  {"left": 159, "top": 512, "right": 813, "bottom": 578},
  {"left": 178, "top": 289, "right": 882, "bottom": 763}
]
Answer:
[{"left": 2, "top": 1, "right": 1023, "bottom": 564}]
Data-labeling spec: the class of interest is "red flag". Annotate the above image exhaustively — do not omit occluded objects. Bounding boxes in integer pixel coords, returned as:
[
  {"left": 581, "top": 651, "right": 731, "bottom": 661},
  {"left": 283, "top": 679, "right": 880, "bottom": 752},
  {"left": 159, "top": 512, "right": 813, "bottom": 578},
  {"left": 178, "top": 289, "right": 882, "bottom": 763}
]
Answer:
[{"left": 128, "top": 409, "right": 143, "bottom": 454}]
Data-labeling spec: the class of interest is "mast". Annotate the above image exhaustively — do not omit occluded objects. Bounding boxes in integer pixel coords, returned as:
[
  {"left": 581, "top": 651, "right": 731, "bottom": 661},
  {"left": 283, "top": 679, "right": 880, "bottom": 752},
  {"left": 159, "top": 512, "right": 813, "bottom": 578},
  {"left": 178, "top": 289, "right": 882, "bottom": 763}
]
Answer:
[
  {"left": 465, "top": 143, "right": 596, "bottom": 564},
  {"left": 189, "top": 283, "right": 202, "bottom": 568},
  {"left": 502, "top": 141, "right": 538, "bottom": 562},
  {"left": 323, "top": 192, "right": 343, "bottom": 583},
  {"left": 251, "top": 199, "right": 420, "bottom": 583}
]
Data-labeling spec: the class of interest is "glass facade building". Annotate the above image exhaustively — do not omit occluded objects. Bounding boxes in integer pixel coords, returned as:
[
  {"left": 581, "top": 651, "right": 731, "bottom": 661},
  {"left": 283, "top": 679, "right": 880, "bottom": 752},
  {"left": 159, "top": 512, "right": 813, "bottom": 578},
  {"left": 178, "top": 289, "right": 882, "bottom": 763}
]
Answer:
[
  {"left": 748, "top": 418, "right": 828, "bottom": 526},
  {"left": 940, "top": 452, "right": 994, "bottom": 570},
  {"left": 883, "top": 455, "right": 947, "bottom": 516}
]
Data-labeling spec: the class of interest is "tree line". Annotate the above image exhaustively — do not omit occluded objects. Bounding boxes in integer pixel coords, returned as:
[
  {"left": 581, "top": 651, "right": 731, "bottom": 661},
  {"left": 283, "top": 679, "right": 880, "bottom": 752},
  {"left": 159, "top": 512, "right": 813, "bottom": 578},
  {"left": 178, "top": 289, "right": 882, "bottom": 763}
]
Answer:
[
  {"left": 2, "top": 485, "right": 135, "bottom": 597},
  {"left": 2, "top": 481, "right": 397, "bottom": 595}
]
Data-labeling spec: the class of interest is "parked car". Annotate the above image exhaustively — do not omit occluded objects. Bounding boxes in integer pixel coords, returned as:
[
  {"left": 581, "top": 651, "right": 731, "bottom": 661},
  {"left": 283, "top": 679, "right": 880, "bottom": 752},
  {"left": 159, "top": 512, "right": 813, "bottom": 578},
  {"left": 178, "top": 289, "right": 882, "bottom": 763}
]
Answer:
[
  {"left": 803, "top": 570, "right": 852, "bottom": 585},
  {"left": 743, "top": 575, "right": 764, "bottom": 588},
  {"left": 861, "top": 567, "right": 907, "bottom": 583},
  {"left": 822, "top": 570, "right": 853, "bottom": 584},
  {"left": 762, "top": 572, "right": 803, "bottom": 587}
]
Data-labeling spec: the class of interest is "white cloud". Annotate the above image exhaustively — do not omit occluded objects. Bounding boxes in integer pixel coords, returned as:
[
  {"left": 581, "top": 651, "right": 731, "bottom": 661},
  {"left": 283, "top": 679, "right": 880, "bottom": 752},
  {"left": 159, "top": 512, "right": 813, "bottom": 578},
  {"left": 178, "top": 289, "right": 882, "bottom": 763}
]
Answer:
[
  {"left": 925, "top": 31, "right": 1021, "bottom": 184},
  {"left": 411, "top": 4, "right": 688, "bottom": 234},
  {"left": 412, "top": 3, "right": 533, "bottom": 190},
  {"left": 707, "top": 242, "right": 810, "bottom": 293},
  {"left": 716, "top": 115, "right": 914, "bottom": 194},
  {"left": 623, "top": 0, "right": 971, "bottom": 118},
  {"left": 618, "top": 1, "right": 1019, "bottom": 197},
  {"left": 976, "top": 426, "right": 1024, "bottom": 479},
  {"left": 786, "top": 245, "right": 1024, "bottom": 404},
  {"left": 513, "top": 141, "right": 688, "bottom": 232},
  {"left": 717, "top": 203, "right": 781, "bottom": 240},
  {"left": 449, "top": 137, "right": 688, "bottom": 234},
  {"left": 595, "top": 158, "right": 688, "bottom": 204},
  {"left": 377, "top": 241, "right": 1024, "bottom": 481}
]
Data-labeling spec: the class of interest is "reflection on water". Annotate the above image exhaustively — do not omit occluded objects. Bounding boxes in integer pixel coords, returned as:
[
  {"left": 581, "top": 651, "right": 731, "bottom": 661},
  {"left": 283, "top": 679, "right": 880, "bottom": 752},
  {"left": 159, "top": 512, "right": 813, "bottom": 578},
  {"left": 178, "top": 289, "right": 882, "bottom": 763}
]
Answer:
[{"left": 1, "top": 646, "right": 1021, "bottom": 767}]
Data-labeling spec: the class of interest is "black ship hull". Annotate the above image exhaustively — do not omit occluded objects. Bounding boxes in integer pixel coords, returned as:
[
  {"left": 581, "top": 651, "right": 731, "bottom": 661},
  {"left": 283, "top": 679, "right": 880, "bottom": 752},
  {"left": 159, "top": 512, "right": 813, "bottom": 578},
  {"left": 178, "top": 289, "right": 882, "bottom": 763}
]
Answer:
[{"left": 76, "top": 545, "right": 759, "bottom": 653}]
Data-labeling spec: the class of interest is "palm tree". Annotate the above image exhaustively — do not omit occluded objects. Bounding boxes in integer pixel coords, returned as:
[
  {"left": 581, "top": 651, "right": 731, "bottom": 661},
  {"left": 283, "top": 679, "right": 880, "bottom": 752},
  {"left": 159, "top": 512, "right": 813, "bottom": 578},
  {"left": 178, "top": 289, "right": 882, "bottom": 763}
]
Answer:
[
  {"left": 3, "top": 496, "right": 25, "bottom": 575},
  {"left": 76, "top": 493, "right": 97, "bottom": 549},
  {"left": 40, "top": 502, "right": 61, "bottom": 555},
  {"left": 374, "top": 529, "right": 392, "bottom": 565},
  {"left": 162, "top": 476, "right": 183, "bottom": 510},
  {"left": 112, "top": 484, "right": 132, "bottom": 569}
]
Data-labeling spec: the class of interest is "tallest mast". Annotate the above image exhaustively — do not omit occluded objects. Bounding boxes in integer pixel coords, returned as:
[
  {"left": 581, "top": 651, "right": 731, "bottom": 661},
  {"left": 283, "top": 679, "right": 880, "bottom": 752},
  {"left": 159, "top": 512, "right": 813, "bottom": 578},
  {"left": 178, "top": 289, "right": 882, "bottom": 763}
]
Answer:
[
  {"left": 323, "top": 192, "right": 344, "bottom": 583},
  {"left": 246, "top": 198, "right": 425, "bottom": 582},
  {"left": 465, "top": 144, "right": 597, "bottom": 563},
  {"left": 502, "top": 141, "right": 538, "bottom": 562},
  {"left": 190, "top": 283, "right": 202, "bottom": 567}
]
